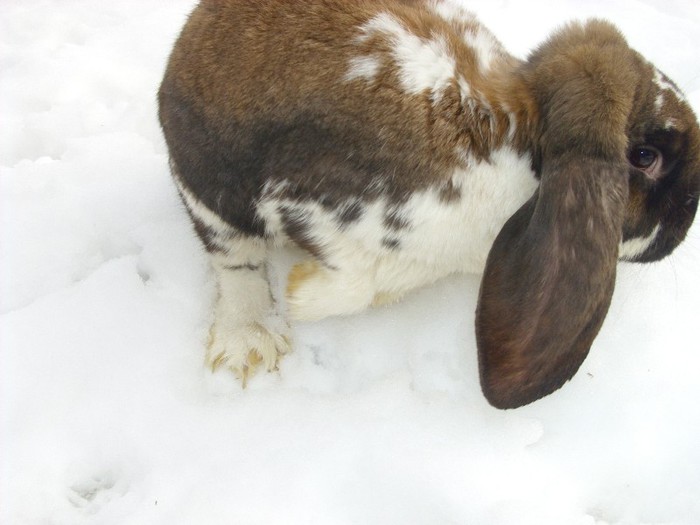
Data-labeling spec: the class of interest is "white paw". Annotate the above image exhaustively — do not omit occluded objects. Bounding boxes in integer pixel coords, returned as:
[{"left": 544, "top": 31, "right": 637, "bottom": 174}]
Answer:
[
  {"left": 285, "top": 261, "right": 374, "bottom": 321},
  {"left": 206, "top": 321, "right": 290, "bottom": 386}
]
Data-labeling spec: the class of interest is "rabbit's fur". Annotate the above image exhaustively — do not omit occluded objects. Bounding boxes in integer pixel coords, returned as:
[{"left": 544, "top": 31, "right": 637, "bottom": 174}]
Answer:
[{"left": 159, "top": 0, "right": 700, "bottom": 408}]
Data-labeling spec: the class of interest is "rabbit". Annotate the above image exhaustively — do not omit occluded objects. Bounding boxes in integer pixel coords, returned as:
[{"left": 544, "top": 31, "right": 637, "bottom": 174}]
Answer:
[{"left": 158, "top": 0, "right": 700, "bottom": 408}]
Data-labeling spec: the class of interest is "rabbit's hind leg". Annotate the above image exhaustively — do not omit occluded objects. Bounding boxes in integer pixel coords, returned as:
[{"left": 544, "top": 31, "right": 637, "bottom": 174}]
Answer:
[
  {"left": 284, "top": 243, "right": 447, "bottom": 321},
  {"left": 285, "top": 256, "right": 377, "bottom": 322}
]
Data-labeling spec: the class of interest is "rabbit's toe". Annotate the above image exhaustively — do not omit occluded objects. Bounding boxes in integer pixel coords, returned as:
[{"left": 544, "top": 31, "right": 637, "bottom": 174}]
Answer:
[{"left": 207, "top": 322, "right": 290, "bottom": 386}]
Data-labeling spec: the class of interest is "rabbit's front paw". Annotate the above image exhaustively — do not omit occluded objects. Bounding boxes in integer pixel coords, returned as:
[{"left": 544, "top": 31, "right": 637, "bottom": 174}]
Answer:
[{"left": 206, "top": 322, "right": 290, "bottom": 386}]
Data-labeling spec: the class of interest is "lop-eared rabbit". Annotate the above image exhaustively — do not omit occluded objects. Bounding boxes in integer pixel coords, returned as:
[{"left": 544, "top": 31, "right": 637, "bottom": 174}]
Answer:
[{"left": 159, "top": 0, "right": 700, "bottom": 408}]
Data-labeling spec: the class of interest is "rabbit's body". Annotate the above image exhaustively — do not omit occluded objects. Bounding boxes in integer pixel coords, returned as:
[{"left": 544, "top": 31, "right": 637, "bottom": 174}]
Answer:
[
  {"left": 175, "top": 144, "right": 537, "bottom": 309},
  {"left": 159, "top": 0, "right": 700, "bottom": 407}
]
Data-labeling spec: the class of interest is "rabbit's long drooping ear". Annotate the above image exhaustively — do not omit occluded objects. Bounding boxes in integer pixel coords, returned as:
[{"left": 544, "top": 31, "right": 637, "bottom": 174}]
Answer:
[{"left": 476, "top": 21, "right": 637, "bottom": 409}]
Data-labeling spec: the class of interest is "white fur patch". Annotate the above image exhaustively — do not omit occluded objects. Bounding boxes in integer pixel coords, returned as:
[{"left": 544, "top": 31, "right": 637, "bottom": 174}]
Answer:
[
  {"left": 619, "top": 224, "right": 661, "bottom": 261},
  {"left": 356, "top": 13, "right": 457, "bottom": 98},
  {"left": 462, "top": 25, "right": 502, "bottom": 72},
  {"left": 345, "top": 55, "right": 383, "bottom": 82},
  {"left": 430, "top": 1, "right": 503, "bottom": 72},
  {"left": 429, "top": 0, "right": 476, "bottom": 24},
  {"left": 358, "top": 11, "right": 405, "bottom": 41},
  {"left": 654, "top": 92, "right": 665, "bottom": 112},
  {"left": 393, "top": 147, "right": 537, "bottom": 273},
  {"left": 503, "top": 103, "right": 518, "bottom": 141},
  {"left": 456, "top": 75, "right": 473, "bottom": 102},
  {"left": 653, "top": 68, "right": 687, "bottom": 107}
]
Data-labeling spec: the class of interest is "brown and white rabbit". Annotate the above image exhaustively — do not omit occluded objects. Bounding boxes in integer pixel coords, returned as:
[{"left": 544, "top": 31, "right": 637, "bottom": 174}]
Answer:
[{"left": 158, "top": 0, "right": 700, "bottom": 408}]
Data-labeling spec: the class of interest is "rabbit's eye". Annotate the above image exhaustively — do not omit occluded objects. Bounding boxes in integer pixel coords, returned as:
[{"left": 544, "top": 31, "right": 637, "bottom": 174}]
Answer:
[{"left": 629, "top": 146, "right": 659, "bottom": 170}]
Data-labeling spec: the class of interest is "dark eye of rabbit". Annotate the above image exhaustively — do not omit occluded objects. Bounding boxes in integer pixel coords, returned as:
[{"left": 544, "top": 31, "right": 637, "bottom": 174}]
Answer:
[{"left": 629, "top": 146, "right": 659, "bottom": 170}]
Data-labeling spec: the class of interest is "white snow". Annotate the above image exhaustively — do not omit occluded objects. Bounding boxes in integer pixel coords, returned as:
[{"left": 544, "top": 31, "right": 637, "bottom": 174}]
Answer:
[{"left": 2, "top": 1, "right": 700, "bottom": 524}]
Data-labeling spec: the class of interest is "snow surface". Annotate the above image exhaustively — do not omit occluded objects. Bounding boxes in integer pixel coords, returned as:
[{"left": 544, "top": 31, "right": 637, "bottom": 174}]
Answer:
[{"left": 2, "top": 1, "right": 700, "bottom": 524}]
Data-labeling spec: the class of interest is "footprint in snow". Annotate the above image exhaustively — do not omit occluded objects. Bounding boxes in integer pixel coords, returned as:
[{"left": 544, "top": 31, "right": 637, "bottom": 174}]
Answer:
[{"left": 67, "top": 472, "right": 125, "bottom": 514}]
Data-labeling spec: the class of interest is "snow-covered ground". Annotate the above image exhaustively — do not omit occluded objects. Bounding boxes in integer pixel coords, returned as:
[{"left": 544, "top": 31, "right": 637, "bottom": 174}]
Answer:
[{"left": 2, "top": 1, "right": 700, "bottom": 523}]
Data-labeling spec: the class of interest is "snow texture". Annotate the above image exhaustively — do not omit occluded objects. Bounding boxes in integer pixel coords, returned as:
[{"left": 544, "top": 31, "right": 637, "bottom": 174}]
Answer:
[{"left": 2, "top": 1, "right": 700, "bottom": 524}]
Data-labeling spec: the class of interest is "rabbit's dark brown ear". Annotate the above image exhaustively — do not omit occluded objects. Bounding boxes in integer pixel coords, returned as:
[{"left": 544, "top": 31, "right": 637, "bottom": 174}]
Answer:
[
  {"left": 476, "top": 21, "right": 636, "bottom": 409},
  {"left": 476, "top": 156, "right": 628, "bottom": 408}
]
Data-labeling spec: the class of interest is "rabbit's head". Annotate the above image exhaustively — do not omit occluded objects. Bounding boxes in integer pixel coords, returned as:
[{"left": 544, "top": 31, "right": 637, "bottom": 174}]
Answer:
[{"left": 476, "top": 20, "right": 700, "bottom": 409}]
